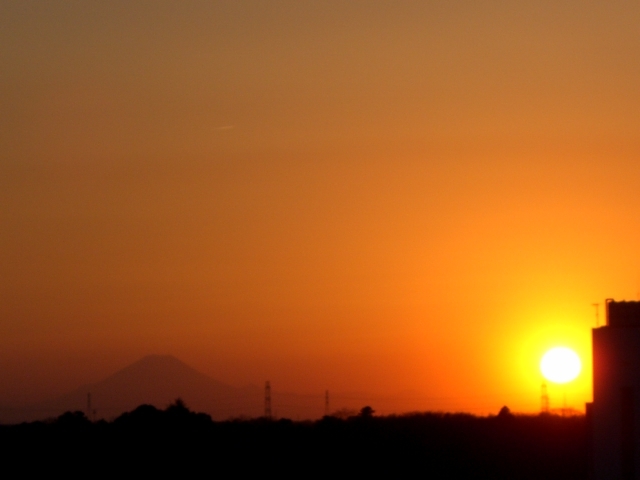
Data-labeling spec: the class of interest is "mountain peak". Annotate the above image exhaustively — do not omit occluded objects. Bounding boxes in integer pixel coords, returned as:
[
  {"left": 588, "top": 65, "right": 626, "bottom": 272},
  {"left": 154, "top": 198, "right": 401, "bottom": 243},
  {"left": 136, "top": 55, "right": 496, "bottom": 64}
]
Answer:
[
  {"left": 128, "top": 354, "right": 187, "bottom": 369},
  {"left": 46, "top": 354, "right": 255, "bottom": 420},
  {"left": 105, "top": 354, "right": 224, "bottom": 388}
]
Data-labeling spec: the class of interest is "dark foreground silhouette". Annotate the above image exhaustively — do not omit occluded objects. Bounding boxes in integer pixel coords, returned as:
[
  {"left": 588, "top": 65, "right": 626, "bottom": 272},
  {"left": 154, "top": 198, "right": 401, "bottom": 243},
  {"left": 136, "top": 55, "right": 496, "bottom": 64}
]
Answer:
[{"left": 0, "top": 402, "right": 587, "bottom": 478}]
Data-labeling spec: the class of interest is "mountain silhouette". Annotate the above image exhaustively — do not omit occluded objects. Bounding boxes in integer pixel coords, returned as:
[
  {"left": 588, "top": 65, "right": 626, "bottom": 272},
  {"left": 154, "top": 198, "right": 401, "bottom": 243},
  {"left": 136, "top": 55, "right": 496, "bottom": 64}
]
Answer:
[
  {"left": 66, "top": 355, "right": 266, "bottom": 420},
  {"left": 1, "top": 355, "right": 360, "bottom": 424},
  {"left": 6, "top": 355, "right": 262, "bottom": 423}
]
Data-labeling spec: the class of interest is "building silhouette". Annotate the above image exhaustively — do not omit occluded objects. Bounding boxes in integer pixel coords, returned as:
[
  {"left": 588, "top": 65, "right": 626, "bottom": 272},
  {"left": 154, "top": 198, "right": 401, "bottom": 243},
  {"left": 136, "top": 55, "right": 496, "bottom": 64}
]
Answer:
[{"left": 590, "top": 299, "right": 640, "bottom": 480}]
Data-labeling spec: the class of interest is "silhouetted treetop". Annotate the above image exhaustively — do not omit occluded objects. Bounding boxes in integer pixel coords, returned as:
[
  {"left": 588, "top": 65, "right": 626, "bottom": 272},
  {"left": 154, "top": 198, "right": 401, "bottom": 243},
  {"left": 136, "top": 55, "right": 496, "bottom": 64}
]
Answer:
[
  {"left": 359, "top": 406, "right": 375, "bottom": 418},
  {"left": 0, "top": 406, "right": 587, "bottom": 479}
]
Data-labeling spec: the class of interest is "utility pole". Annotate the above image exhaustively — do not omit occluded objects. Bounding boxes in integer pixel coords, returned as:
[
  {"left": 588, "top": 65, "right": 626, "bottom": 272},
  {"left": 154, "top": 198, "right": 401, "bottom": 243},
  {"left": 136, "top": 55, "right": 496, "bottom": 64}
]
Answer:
[
  {"left": 265, "top": 381, "right": 272, "bottom": 419},
  {"left": 87, "top": 392, "right": 92, "bottom": 421},
  {"left": 592, "top": 303, "right": 600, "bottom": 327},
  {"left": 324, "top": 390, "right": 330, "bottom": 417}
]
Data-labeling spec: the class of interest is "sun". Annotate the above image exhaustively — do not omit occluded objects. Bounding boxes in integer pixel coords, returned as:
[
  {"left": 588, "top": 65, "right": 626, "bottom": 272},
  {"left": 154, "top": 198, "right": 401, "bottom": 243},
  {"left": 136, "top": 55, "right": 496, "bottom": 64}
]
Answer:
[{"left": 540, "top": 347, "right": 581, "bottom": 384}]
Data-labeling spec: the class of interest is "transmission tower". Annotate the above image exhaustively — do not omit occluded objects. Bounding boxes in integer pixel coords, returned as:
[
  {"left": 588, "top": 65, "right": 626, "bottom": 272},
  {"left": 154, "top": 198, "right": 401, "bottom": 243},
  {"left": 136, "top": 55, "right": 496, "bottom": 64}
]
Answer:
[
  {"left": 264, "top": 381, "right": 272, "bottom": 419},
  {"left": 541, "top": 383, "right": 549, "bottom": 414},
  {"left": 324, "top": 390, "right": 330, "bottom": 417}
]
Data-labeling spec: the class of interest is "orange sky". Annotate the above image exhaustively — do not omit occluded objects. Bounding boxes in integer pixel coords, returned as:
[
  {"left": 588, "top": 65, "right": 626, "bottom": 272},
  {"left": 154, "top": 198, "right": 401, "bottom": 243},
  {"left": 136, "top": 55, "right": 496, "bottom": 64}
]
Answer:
[{"left": 1, "top": 1, "right": 640, "bottom": 414}]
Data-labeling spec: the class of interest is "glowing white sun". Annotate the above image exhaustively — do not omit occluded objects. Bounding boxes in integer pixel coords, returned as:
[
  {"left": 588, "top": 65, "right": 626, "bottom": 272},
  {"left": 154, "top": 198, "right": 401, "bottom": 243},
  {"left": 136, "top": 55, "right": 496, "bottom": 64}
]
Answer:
[{"left": 540, "top": 347, "right": 581, "bottom": 384}]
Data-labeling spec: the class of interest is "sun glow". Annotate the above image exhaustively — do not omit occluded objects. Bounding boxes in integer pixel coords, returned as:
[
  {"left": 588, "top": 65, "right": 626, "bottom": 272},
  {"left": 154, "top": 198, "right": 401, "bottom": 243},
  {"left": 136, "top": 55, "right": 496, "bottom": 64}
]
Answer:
[{"left": 540, "top": 347, "right": 582, "bottom": 384}]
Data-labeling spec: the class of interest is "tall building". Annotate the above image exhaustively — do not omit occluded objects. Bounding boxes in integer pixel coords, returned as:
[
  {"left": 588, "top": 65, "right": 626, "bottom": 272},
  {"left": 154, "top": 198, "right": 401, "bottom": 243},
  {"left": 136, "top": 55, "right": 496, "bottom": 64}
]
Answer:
[{"left": 590, "top": 299, "right": 640, "bottom": 480}]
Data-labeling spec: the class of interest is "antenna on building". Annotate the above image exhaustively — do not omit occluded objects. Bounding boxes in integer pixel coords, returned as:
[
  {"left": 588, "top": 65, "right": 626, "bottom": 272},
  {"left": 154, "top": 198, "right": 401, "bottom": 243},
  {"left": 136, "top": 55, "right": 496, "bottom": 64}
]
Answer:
[
  {"left": 324, "top": 390, "right": 330, "bottom": 417},
  {"left": 264, "top": 381, "right": 272, "bottom": 419},
  {"left": 541, "top": 383, "right": 549, "bottom": 414},
  {"left": 605, "top": 298, "right": 614, "bottom": 326},
  {"left": 592, "top": 303, "right": 600, "bottom": 327}
]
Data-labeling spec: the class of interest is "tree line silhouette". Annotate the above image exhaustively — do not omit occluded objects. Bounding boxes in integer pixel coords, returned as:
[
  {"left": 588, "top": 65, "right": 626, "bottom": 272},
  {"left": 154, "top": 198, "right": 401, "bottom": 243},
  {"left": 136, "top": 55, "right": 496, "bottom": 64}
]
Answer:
[{"left": 0, "top": 401, "right": 587, "bottom": 478}]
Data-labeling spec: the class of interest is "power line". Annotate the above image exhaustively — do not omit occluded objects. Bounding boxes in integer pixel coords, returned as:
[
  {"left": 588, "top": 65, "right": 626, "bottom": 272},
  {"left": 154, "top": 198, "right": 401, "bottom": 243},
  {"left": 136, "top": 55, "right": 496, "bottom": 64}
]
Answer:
[
  {"left": 264, "top": 381, "right": 272, "bottom": 419},
  {"left": 324, "top": 390, "right": 329, "bottom": 417},
  {"left": 540, "top": 383, "right": 549, "bottom": 414},
  {"left": 592, "top": 303, "right": 600, "bottom": 327}
]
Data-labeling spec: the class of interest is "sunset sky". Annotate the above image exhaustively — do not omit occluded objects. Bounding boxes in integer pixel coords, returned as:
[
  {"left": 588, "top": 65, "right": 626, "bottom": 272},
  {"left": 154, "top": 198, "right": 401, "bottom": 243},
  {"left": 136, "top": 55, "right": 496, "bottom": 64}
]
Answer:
[{"left": 2, "top": 1, "right": 640, "bottom": 415}]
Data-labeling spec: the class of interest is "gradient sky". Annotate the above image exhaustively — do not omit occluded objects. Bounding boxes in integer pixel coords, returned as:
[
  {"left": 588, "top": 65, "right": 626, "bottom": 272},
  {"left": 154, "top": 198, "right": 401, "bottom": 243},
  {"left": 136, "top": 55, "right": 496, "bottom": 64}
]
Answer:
[{"left": 2, "top": 0, "right": 640, "bottom": 414}]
